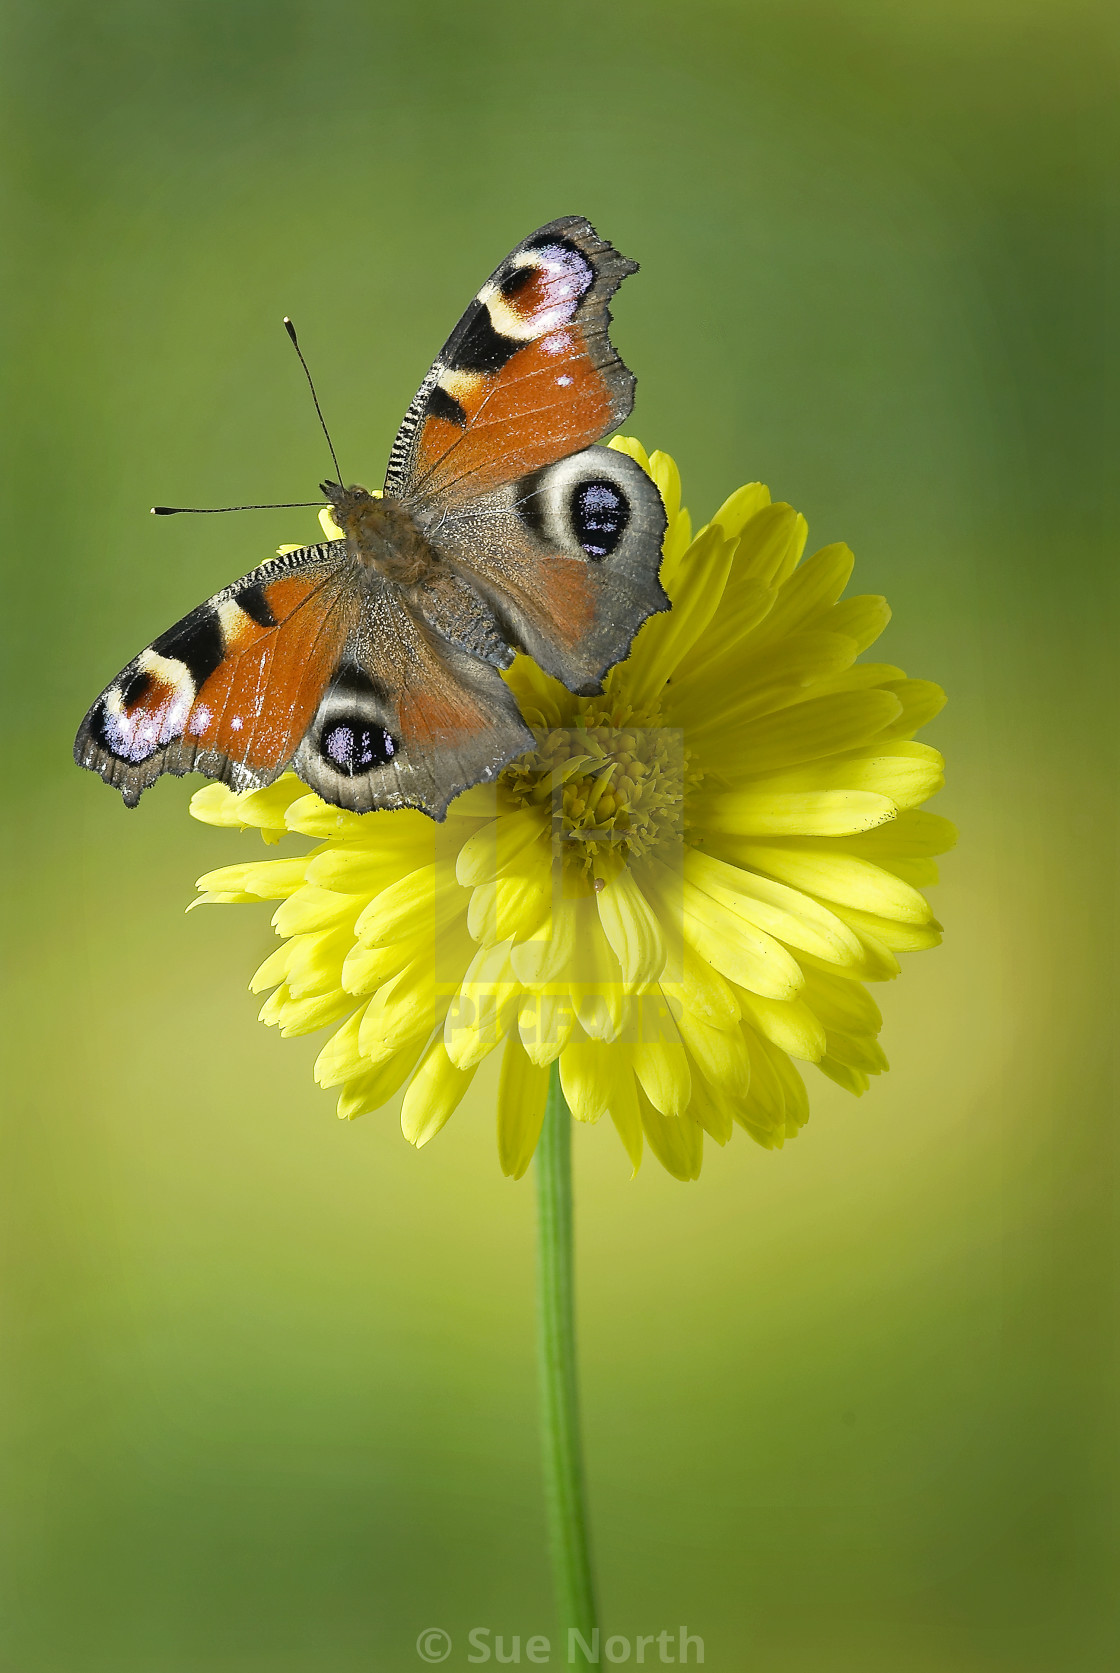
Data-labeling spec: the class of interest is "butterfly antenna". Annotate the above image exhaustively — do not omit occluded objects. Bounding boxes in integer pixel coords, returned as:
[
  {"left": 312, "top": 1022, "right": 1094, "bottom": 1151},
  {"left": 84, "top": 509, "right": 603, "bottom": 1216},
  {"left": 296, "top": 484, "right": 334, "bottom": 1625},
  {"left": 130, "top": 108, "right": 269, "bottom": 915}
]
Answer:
[
  {"left": 283, "top": 316, "right": 345, "bottom": 489},
  {"left": 152, "top": 501, "right": 324, "bottom": 515}
]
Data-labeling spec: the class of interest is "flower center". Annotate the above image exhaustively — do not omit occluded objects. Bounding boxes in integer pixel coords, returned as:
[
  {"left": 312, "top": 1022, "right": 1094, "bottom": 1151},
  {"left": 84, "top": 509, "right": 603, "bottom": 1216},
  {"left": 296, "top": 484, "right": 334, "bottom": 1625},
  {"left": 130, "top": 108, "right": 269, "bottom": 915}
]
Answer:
[{"left": 501, "top": 695, "right": 700, "bottom": 879}]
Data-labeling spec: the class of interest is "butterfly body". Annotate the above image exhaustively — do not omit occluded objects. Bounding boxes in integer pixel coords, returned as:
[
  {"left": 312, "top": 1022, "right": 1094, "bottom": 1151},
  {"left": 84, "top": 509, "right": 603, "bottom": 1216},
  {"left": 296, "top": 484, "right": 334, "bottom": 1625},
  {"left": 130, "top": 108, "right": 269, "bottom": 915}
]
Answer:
[{"left": 76, "top": 218, "right": 668, "bottom": 819}]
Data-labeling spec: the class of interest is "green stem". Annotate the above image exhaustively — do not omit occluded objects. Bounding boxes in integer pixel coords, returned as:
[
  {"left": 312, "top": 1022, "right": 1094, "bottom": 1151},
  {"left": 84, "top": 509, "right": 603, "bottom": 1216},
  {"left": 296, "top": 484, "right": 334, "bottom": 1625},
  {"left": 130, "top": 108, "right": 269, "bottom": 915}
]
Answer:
[{"left": 536, "top": 1062, "right": 600, "bottom": 1666}]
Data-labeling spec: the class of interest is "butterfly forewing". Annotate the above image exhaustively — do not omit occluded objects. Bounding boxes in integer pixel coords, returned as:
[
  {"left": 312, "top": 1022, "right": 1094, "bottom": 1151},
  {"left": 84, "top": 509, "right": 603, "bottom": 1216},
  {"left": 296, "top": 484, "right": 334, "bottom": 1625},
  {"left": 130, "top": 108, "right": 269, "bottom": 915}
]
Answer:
[
  {"left": 384, "top": 217, "right": 640, "bottom": 509},
  {"left": 74, "top": 545, "right": 354, "bottom": 806}
]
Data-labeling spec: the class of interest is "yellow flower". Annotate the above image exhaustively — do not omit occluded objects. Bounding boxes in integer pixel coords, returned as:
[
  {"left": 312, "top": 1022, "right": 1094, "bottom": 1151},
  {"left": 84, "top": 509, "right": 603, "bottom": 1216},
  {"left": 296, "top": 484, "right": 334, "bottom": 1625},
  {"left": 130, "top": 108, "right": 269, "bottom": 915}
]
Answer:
[{"left": 190, "top": 440, "right": 954, "bottom": 1181}]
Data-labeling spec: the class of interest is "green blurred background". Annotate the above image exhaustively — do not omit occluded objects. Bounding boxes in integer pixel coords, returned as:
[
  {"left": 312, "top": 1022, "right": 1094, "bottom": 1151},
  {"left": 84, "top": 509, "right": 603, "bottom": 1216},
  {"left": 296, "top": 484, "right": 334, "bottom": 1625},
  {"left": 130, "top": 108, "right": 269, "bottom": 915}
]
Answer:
[{"left": 2, "top": 1, "right": 1116, "bottom": 1667}]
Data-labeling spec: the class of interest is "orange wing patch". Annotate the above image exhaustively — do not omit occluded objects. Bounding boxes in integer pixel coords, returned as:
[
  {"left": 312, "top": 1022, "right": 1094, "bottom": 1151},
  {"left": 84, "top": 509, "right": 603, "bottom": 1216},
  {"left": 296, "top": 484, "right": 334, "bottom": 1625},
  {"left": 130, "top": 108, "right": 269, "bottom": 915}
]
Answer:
[{"left": 410, "top": 330, "right": 616, "bottom": 503}]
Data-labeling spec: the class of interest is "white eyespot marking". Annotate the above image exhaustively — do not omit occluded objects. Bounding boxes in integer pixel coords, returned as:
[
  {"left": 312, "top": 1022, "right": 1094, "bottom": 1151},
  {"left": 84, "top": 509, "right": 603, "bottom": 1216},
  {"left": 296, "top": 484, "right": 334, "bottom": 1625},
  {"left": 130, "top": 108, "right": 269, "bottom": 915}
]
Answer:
[
  {"left": 480, "top": 243, "right": 594, "bottom": 341},
  {"left": 540, "top": 330, "right": 573, "bottom": 358},
  {"left": 98, "top": 649, "right": 196, "bottom": 762},
  {"left": 136, "top": 650, "right": 195, "bottom": 740},
  {"left": 188, "top": 704, "right": 212, "bottom": 735},
  {"left": 557, "top": 374, "right": 573, "bottom": 386},
  {"left": 230, "top": 715, "right": 243, "bottom": 732}
]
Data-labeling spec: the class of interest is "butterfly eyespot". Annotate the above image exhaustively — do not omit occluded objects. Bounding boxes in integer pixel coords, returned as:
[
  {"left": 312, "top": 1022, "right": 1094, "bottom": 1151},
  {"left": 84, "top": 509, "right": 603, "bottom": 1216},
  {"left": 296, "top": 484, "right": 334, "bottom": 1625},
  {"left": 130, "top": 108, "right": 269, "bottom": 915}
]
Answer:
[
  {"left": 119, "top": 668, "right": 154, "bottom": 710},
  {"left": 570, "top": 478, "right": 629, "bottom": 559},
  {"left": 320, "top": 719, "right": 397, "bottom": 775},
  {"left": 499, "top": 264, "right": 536, "bottom": 298}
]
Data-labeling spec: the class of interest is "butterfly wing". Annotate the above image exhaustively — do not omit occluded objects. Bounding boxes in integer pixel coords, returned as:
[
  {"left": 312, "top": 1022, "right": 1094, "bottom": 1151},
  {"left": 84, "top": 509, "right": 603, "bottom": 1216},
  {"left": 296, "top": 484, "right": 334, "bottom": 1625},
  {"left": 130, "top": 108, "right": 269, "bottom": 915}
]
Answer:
[
  {"left": 418, "top": 444, "right": 668, "bottom": 694},
  {"left": 292, "top": 586, "right": 532, "bottom": 817},
  {"left": 75, "top": 542, "right": 532, "bottom": 817},
  {"left": 385, "top": 216, "right": 640, "bottom": 510},
  {"left": 74, "top": 544, "right": 355, "bottom": 806}
]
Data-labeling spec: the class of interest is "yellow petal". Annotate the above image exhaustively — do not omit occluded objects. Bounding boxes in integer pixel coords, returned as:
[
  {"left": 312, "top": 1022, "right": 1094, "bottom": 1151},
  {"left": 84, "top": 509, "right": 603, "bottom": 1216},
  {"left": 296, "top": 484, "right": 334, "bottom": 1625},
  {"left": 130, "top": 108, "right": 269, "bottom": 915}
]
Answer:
[
  {"left": 306, "top": 848, "right": 407, "bottom": 897},
  {"left": 826, "top": 1029, "right": 889, "bottom": 1075},
  {"left": 747, "top": 542, "right": 855, "bottom": 646},
  {"left": 738, "top": 740, "right": 944, "bottom": 809},
  {"left": 768, "top": 1035, "right": 810, "bottom": 1134},
  {"left": 737, "top": 843, "right": 933, "bottom": 924},
  {"left": 445, "top": 941, "right": 519, "bottom": 1070},
  {"left": 510, "top": 896, "right": 580, "bottom": 987},
  {"left": 817, "top": 1055, "right": 869, "bottom": 1096},
  {"left": 257, "top": 983, "right": 289, "bottom": 1028},
  {"left": 518, "top": 989, "right": 575, "bottom": 1065},
  {"left": 559, "top": 1036, "right": 614, "bottom": 1123},
  {"left": 280, "top": 925, "right": 352, "bottom": 999},
  {"left": 827, "top": 594, "right": 891, "bottom": 652},
  {"left": 284, "top": 796, "right": 397, "bottom": 842},
  {"left": 497, "top": 1034, "right": 549, "bottom": 1177},
  {"left": 358, "top": 952, "right": 442, "bottom": 1058},
  {"left": 632, "top": 1011, "right": 691, "bottom": 1116},
  {"left": 314, "top": 1003, "right": 375, "bottom": 1084},
  {"left": 806, "top": 661, "right": 907, "bottom": 696},
  {"left": 341, "top": 933, "right": 426, "bottom": 997},
  {"left": 823, "top": 899, "right": 943, "bottom": 953},
  {"left": 193, "top": 856, "right": 311, "bottom": 905},
  {"left": 608, "top": 434, "right": 652, "bottom": 473},
  {"left": 608, "top": 1064, "right": 644, "bottom": 1176},
  {"left": 675, "top": 1008, "right": 750, "bottom": 1096},
  {"left": 501, "top": 654, "right": 571, "bottom": 730},
  {"left": 272, "top": 987, "right": 354, "bottom": 1039},
  {"left": 638, "top": 1089, "right": 703, "bottom": 1181},
  {"left": 467, "top": 853, "right": 553, "bottom": 946},
  {"left": 685, "top": 1068, "right": 735, "bottom": 1144},
  {"left": 400, "top": 1041, "right": 477, "bottom": 1147},
  {"left": 709, "top": 481, "right": 770, "bottom": 538},
  {"left": 723, "top": 689, "right": 902, "bottom": 775},
  {"left": 697, "top": 788, "right": 897, "bottom": 838},
  {"left": 799, "top": 965, "right": 882, "bottom": 1034},
  {"left": 336, "top": 1036, "right": 426, "bottom": 1120},
  {"left": 596, "top": 867, "right": 666, "bottom": 985},
  {"left": 647, "top": 448, "right": 682, "bottom": 527},
  {"left": 878, "top": 678, "right": 947, "bottom": 739},
  {"left": 646, "top": 854, "right": 804, "bottom": 1000},
  {"left": 356, "top": 863, "right": 467, "bottom": 947},
  {"left": 250, "top": 938, "right": 297, "bottom": 994},
  {"left": 190, "top": 783, "right": 247, "bottom": 829},
  {"left": 735, "top": 502, "right": 807, "bottom": 588},
  {"left": 672, "top": 630, "right": 858, "bottom": 732},
  {"left": 735, "top": 988, "right": 827, "bottom": 1062},
  {"left": 273, "top": 886, "right": 361, "bottom": 938},
  {"left": 315, "top": 1005, "right": 370, "bottom": 1087},
  {"left": 667, "top": 943, "right": 742, "bottom": 1028},
  {"left": 567, "top": 898, "right": 630, "bottom": 1041},
  {"left": 673, "top": 578, "right": 777, "bottom": 677},
  {"left": 683, "top": 849, "right": 863, "bottom": 969},
  {"left": 736, "top": 1024, "right": 785, "bottom": 1139},
  {"left": 190, "top": 774, "right": 305, "bottom": 840},
  {"left": 456, "top": 807, "right": 548, "bottom": 886},
  {"left": 624, "top": 526, "right": 737, "bottom": 710},
  {"left": 842, "top": 809, "right": 957, "bottom": 860}
]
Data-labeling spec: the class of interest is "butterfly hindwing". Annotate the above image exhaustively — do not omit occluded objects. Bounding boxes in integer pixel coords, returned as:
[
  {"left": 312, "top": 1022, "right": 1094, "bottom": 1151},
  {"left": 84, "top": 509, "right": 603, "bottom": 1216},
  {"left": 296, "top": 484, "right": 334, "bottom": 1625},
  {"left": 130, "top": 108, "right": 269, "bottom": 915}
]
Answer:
[
  {"left": 385, "top": 217, "right": 640, "bottom": 509},
  {"left": 419, "top": 444, "right": 668, "bottom": 694},
  {"left": 292, "top": 592, "right": 532, "bottom": 817}
]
